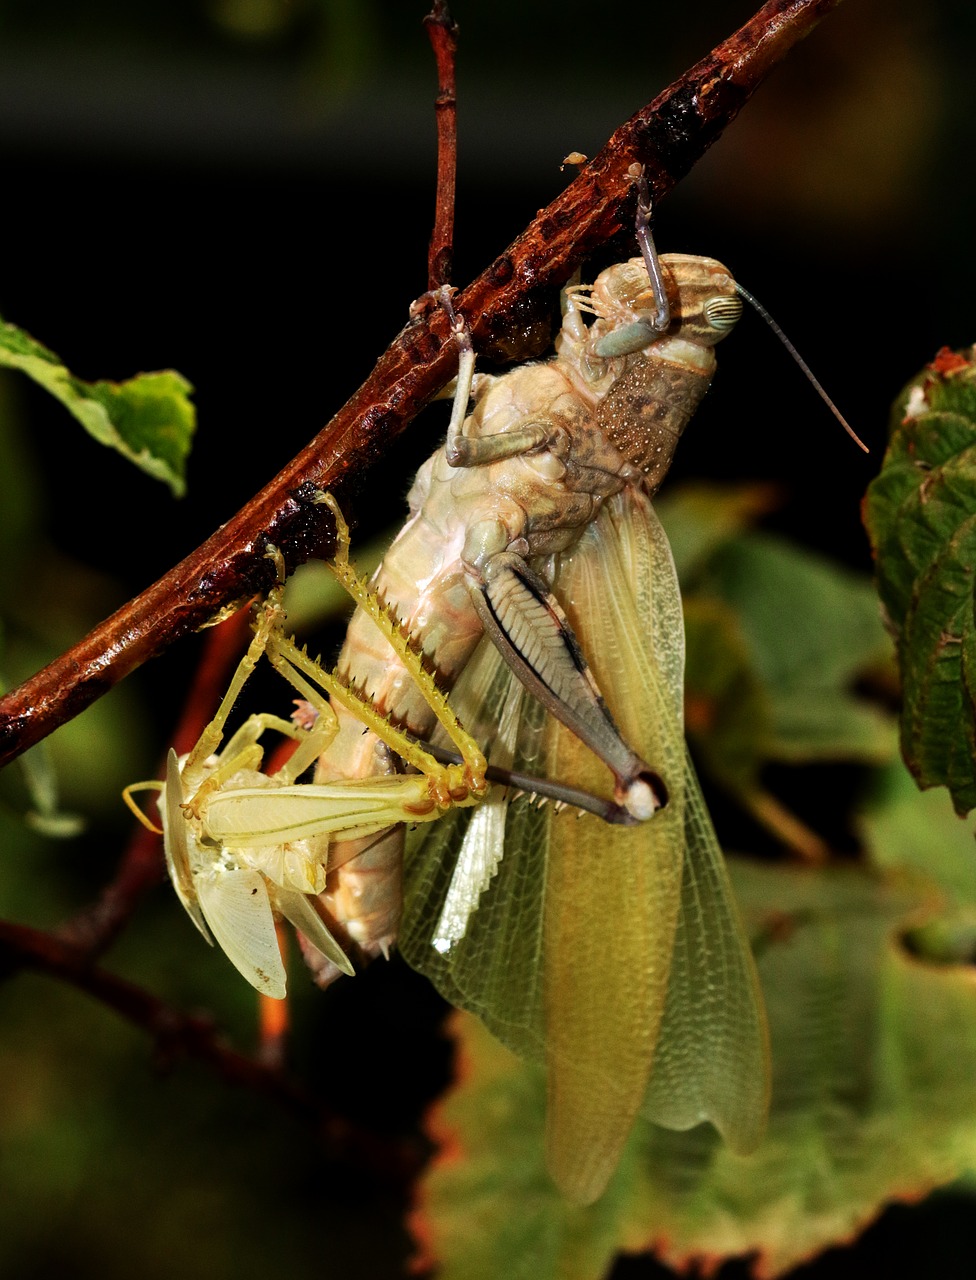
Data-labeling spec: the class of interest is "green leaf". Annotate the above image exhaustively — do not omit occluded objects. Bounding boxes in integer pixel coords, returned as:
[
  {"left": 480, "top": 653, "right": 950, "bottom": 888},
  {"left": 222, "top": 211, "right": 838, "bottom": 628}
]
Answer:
[
  {"left": 656, "top": 481, "right": 779, "bottom": 583},
  {"left": 0, "top": 314, "right": 195, "bottom": 496},
  {"left": 416, "top": 836, "right": 976, "bottom": 1279},
  {"left": 862, "top": 759, "right": 976, "bottom": 963},
  {"left": 699, "top": 534, "right": 895, "bottom": 763},
  {"left": 863, "top": 346, "right": 976, "bottom": 814},
  {"left": 682, "top": 596, "right": 773, "bottom": 795}
]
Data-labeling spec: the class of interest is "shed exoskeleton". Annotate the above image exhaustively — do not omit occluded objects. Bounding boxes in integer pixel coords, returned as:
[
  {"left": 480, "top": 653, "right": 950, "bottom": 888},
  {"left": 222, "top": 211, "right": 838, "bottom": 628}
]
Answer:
[
  {"left": 126, "top": 497, "right": 490, "bottom": 998},
  {"left": 130, "top": 226, "right": 770, "bottom": 1205}
]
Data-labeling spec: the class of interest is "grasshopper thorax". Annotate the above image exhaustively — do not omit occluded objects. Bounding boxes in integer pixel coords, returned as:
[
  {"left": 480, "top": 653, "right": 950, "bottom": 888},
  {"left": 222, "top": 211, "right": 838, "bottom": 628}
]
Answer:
[{"left": 580, "top": 255, "right": 741, "bottom": 486}]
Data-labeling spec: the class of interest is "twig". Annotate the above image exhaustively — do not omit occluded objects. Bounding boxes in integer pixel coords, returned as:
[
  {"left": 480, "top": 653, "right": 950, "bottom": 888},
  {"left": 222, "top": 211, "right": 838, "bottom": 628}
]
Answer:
[
  {"left": 0, "top": 0, "right": 843, "bottom": 769},
  {"left": 424, "top": 1, "right": 460, "bottom": 290}
]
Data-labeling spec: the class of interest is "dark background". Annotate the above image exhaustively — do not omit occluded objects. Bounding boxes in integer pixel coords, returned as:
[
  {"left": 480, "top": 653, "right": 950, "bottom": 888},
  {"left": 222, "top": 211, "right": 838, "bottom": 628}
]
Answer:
[{"left": 1, "top": 1, "right": 975, "bottom": 1277}]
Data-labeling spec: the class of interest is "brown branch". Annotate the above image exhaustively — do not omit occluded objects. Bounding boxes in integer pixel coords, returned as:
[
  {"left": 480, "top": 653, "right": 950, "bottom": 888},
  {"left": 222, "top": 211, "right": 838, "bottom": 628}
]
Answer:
[
  {"left": 424, "top": 1, "right": 460, "bottom": 290},
  {"left": 0, "top": 0, "right": 843, "bottom": 770},
  {"left": 0, "top": 917, "right": 423, "bottom": 1183}
]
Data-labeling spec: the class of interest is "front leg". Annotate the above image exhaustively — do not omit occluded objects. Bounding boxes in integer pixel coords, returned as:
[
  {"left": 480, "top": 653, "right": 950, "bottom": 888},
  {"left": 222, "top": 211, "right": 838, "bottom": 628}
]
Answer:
[
  {"left": 446, "top": 413, "right": 553, "bottom": 469},
  {"left": 179, "top": 582, "right": 288, "bottom": 790},
  {"left": 442, "top": 295, "right": 555, "bottom": 468}
]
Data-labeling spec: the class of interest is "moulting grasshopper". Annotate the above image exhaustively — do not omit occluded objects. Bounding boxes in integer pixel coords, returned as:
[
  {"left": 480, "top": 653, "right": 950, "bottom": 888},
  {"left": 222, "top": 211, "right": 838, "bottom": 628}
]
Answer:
[
  {"left": 132, "top": 197, "right": 773, "bottom": 1205},
  {"left": 308, "top": 203, "right": 771, "bottom": 1204}
]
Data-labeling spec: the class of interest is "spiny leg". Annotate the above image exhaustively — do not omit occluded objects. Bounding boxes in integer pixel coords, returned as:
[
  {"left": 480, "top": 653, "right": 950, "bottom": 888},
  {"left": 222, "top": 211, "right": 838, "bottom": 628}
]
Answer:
[
  {"left": 303, "top": 491, "right": 488, "bottom": 799},
  {"left": 465, "top": 541, "right": 665, "bottom": 820},
  {"left": 181, "top": 575, "right": 289, "bottom": 791},
  {"left": 265, "top": 498, "right": 643, "bottom": 825},
  {"left": 191, "top": 542, "right": 345, "bottom": 791}
]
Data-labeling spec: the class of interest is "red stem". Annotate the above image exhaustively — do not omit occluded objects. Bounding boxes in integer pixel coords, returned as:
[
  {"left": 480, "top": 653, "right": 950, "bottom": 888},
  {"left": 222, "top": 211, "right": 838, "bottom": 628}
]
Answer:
[{"left": 424, "top": 1, "right": 460, "bottom": 290}]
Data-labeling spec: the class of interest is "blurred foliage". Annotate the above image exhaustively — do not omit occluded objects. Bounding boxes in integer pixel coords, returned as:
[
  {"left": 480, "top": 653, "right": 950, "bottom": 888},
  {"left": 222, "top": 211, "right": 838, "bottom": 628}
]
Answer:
[
  {"left": 663, "top": 486, "right": 896, "bottom": 798},
  {"left": 417, "top": 822, "right": 976, "bottom": 1280},
  {"left": 0, "top": 373, "right": 152, "bottom": 854}
]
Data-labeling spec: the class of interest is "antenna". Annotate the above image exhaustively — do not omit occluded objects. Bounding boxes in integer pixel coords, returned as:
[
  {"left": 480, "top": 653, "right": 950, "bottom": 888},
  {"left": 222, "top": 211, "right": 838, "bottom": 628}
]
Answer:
[{"left": 735, "top": 282, "right": 869, "bottom": 453}]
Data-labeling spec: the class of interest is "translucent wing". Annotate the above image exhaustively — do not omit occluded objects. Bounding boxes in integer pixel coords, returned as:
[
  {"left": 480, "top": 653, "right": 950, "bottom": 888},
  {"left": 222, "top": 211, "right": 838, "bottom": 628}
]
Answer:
[
  {"left": 581, "top": 492, "right": 769, "bottom": 1154},
  {"left": 402, "top": 643, "right": 551, "bottom": 1051},
  {"left": 194, "top": 864, "right": 287, "bottom": 998},
  {"left": 641, "top": 749, "right": 770, "bottom": 1151},
  {"left": 538, "top": 489, "right": 688, "bottom": 1203},
  {"left": 428, "top": 647, "right": 536, "bottom": 954},
  {"left": 403, "top": 489, "right": 769, "bottom": 1204}
]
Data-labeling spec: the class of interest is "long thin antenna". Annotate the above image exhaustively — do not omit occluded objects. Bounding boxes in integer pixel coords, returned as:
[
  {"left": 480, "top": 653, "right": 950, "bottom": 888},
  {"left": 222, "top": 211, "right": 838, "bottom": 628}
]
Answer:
[{"left": 736, "top": 282, "right": 869, "bottom": 453}]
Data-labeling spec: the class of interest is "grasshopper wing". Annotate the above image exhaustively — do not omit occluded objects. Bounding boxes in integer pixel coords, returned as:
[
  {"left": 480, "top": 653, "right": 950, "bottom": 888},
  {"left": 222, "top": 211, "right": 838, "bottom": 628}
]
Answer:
[
  {"left": 402, "top": 645, "right": 551, "bottom": 1051},
  {"left": 556, "top": 491, "right": 769, "bottom": 1165},
  {"left": 402, "top": 489, "right": 769, "bottom": 1204},
  {"left": 640, "top": 747, "right": 770, "bottom": 1151}
]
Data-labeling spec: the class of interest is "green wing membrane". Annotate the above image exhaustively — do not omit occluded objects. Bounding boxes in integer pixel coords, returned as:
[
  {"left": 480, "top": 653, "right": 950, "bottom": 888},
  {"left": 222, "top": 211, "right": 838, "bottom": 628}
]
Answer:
[
  {"left": 539, "top": 490, "right": 686, "bottom": 1203},
  {"left": 402, "top": 651, "right": 552, "bottom": 1046},
  {"left": 642, "top": 751, "right": 770, "bottom": 1150},
  {"left": 402, "top": 489, "right": 769, "bottom": 1204}
]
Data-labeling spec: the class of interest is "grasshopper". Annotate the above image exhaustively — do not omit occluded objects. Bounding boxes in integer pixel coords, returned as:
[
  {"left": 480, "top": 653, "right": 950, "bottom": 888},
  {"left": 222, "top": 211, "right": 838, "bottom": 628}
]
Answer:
[
  {"left": 312, "top": 216, "right": 770, "bottom": 1203},
  {"left": 131, "top": 202, "right": 771, "bottom": 1204}
]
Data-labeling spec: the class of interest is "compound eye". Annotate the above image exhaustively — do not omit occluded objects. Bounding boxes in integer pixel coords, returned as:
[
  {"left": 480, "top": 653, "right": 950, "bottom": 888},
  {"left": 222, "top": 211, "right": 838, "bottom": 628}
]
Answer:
[{"left": 703, "top": 294, "right": 743, "bottom": 332}]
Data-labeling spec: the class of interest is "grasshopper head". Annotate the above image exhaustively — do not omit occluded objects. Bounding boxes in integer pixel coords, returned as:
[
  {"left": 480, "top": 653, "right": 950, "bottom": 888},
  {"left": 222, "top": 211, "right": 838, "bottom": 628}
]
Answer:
[{"left": 591, "top": 255, "right": 741, "bottom": 358}]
